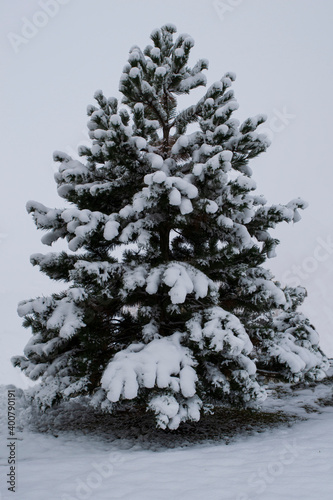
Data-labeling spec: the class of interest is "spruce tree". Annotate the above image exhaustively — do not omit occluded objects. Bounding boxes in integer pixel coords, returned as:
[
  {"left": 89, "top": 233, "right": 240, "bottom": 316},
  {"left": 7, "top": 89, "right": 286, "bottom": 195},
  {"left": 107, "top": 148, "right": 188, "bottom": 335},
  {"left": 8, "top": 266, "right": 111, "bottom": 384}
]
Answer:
[{"left": 13, "top": 24, "right": 328, "bottom": 429}]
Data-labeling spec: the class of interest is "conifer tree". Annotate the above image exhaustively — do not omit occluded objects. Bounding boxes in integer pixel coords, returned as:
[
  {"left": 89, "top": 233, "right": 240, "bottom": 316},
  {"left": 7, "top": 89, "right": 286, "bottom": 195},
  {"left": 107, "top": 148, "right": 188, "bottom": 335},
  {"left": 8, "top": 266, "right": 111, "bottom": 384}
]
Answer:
[{"left": 13, "top": 24, "right": 328, "bottom": 429}]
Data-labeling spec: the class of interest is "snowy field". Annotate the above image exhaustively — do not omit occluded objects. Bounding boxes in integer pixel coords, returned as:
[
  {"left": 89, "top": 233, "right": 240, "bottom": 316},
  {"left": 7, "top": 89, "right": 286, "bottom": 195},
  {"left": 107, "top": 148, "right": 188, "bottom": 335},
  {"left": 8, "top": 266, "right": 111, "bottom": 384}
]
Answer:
[{"left": 1, "top": 378, "right": 332, "bottom": 500}]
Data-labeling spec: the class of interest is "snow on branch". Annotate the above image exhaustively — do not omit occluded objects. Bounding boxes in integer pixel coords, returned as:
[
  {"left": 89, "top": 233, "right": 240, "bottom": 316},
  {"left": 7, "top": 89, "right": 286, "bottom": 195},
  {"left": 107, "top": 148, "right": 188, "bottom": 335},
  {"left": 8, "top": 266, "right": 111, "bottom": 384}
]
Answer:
[
  {"left": 146, "top": 262, "right": 216, "bottom": 304},
  {"left": 186, "top": 306, "right": 253, "bottom": 357},
  {"left": 101, "top": 332, "right": 197, "bottom": 402}
]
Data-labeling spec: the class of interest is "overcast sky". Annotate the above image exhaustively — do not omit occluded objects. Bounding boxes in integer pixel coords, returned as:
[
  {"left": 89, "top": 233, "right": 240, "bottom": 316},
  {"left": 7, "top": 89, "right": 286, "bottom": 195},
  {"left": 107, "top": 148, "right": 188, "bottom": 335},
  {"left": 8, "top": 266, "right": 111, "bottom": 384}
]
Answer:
[{"left": 1, "top": 0, "right": 333, "bottom": 386}]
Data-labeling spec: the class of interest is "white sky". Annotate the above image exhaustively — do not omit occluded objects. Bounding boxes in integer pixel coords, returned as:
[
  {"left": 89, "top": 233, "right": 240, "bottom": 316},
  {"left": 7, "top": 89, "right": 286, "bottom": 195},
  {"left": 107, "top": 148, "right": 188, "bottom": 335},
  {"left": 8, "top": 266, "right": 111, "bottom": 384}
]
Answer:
[{"left": 1, "top": 0, "right": 333, "bottom": 386}]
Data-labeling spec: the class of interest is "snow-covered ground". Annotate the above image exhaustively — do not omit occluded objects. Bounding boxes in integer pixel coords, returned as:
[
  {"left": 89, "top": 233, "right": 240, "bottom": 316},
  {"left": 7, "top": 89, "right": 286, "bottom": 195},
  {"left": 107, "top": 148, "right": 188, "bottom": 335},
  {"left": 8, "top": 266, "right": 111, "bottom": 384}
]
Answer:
[{"left": 1, "top": 377, "right": 332, "bottom": 500}]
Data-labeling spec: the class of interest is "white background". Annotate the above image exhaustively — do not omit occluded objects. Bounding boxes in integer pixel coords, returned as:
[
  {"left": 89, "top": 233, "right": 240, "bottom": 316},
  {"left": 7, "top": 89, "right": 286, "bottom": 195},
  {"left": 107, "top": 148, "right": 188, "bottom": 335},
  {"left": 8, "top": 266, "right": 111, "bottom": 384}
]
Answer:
[{"left": 1, "top": 0, "right": 333, "bottom": 387}]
